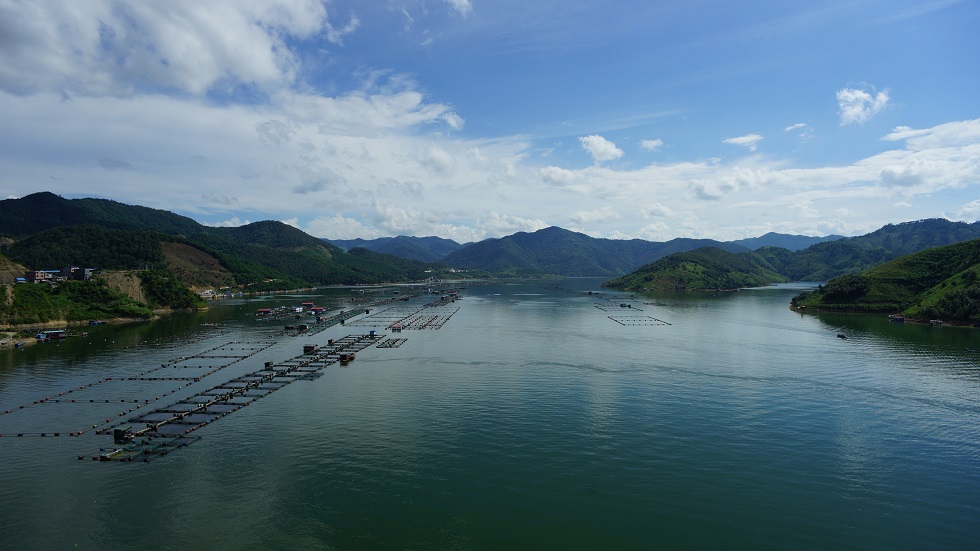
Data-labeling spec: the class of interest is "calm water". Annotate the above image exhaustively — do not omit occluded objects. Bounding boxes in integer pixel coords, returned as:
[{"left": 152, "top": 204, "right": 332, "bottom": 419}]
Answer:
[{"left": 1, "top": 280, "right": 979, "bottom": 549}]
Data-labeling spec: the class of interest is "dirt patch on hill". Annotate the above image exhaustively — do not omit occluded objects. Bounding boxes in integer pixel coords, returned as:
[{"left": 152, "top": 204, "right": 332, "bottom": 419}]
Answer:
[
  {"left": 96, "top": 271, "right": 146, "bottom": 304},
  {"left": 162, "top": 242, "right": 235, "bottom": 291},
  {"left": 0, "top": 254, "right": 26, "bottom": 284}
]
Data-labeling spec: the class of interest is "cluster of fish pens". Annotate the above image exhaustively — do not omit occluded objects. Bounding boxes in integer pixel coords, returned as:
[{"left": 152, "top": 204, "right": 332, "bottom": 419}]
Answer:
[
  {"left": 348, "top": 293, "right": 460, "bottom": 331},
  {"left": 81, "top": 333, "right": 383, "bottom": 462},
  {"left": 1, "top": 288, "right": 471, "bottom": 463}
]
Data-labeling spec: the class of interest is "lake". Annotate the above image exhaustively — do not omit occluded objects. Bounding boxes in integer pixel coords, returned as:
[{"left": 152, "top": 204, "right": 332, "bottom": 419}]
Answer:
[{"left": 1, "top": 279, "right": 979, "bottom": 549}]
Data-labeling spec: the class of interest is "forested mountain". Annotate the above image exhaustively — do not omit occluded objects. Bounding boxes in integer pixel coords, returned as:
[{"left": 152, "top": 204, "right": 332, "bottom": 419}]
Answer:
[
  {"left": 730, "top": 232, "right": 844, "bottom": 251},
  {"left": 760, "top": 219, "right": 980, "bottom": 281},
  {"left": 0, "top": 193, "right": 444, "bottom": 291},
  {"left": 440, "top": 226, "right": 748, "bottom": 276},
  {"left": 603, "top": 248, "right": 788, "bottom": 290},
  {"left": 0, "top": 191, "right": 203, "bottom": 237},
  {"left": 791, "top": 238, "right": 980, "bottom": 322},
  {"left": 327, "top": 235, "right": 464, "bottom": 262}
]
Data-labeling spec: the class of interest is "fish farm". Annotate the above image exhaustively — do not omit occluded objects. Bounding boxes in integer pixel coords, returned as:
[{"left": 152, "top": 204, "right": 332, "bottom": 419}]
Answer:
[{"left": 0, "top": 289, "right": 467, "bottom": 463}]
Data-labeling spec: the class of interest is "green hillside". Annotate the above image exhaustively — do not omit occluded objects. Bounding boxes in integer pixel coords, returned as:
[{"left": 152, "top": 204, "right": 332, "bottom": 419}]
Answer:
[
  {"left": 791, "top": 238, "right": 980, "bottom": 322},
  {"left": 442, "top": 226, "right": 748, "bottom": 276},
  {"left": 603, "top": 247, "right": 788, "bottom": 291},
  {"left": 766, "top": 219, "right": 980, "bottom": 280},
  {"left": 0, "top": 193, "right": 445, "bottom": 291}
]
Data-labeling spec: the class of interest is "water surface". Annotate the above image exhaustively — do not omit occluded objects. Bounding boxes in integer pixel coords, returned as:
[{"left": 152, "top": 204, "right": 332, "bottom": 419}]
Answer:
[{"left": 1, "top": 280, "right": 978, "bottom": 549}]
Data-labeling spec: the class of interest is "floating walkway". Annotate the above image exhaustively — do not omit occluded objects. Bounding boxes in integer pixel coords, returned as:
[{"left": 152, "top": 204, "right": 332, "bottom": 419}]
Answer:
[
  {"left": 80, "top": 333, "right": 383, "bottom": 461},
  {"left": 608, "top": 315, "right": 672, "bottom": 326},
  {"left": 376, "top": 338, "right": 408, "bottom": 348},
  {"left": 348, "top": 295, "right": 459, "bottom": 330}
]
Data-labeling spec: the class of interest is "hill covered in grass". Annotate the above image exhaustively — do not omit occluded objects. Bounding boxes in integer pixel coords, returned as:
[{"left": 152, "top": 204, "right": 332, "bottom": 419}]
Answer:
[
  {"left": 791, "top": 238, "right": 980, "bottom": 323},
  {"left": 603, "top": 247, "right": 788, "bottom": 291}
]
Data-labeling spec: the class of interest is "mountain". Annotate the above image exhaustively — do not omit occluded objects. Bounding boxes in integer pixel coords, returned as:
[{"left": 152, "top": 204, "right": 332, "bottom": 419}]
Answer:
[
  {"left": 730, "top": 232, "right": 844, "bottom": 251},
  {"left": 0, "top": 193, "right": 443, "bottom": 290},
  {"left": 603, "top": 247, "right": 788, "bottom": 290},
  {"left": 792, "top": 238, "right": 980, "bottom": 322},
  {"left": 763, "top": 219, "right": 980, "bottom": 281},
  {"left": 441, "top": 226, "right": 748, "bottom": 276},
  {"left": 327, "top": 235, "right": 464, "bottom": 262},
  {"left": 0, "top": 191, "right": 204, "bottom": 237}
]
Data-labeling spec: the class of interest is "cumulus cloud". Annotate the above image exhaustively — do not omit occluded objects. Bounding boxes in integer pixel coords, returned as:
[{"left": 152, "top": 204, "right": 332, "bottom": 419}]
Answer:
[
  {"left": 723, "top": 134, "right": 763, "bottom": 151},
  {"left": 640, "top": 139, "right": 664, "bottom": 151},
  {"left": 642, "top": 203, "right": 673, "bottom": 218},
  {"left": 539, "top": 165, "right": 580, "bottom": 187},
  {"left": 204, "top": 216, "right": 252, "bottom": 227},
  {"left": 0, "top": 0, "right": 337, "bottom": 97},
  {"left": 579, "top": 135, "right": 624, "bottom": 163},
  {"left": 305, "top": 214, "right": 385, "bottom": 240},
  {"left": 420, "top": 146, "right": 455, "bottom": 175},
  {"left": 837, "top": 86, "right": 890, "bottom": 126}
]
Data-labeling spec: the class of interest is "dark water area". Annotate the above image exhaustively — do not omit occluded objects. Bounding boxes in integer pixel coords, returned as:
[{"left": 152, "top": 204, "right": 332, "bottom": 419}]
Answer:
[{"left": 1, "top": 280, "right": 979, "bottom": 549}]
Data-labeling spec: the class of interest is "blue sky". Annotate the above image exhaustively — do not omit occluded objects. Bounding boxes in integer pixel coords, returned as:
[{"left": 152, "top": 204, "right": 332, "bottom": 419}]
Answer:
[{"left": 1, "top": 0, "right": 978, "bottom": 243}]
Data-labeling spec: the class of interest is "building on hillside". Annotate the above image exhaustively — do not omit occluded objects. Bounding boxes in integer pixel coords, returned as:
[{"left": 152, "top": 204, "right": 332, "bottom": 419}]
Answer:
[
  {"left": 25, "top": 270, "right": 53, "bottom": 283},
  {"left": 60, "top": 266, "right": 93, "bottom": 281}
]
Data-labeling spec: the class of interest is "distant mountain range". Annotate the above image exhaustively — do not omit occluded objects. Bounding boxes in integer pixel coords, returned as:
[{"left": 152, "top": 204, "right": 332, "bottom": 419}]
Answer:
[
  {"left": 438, "top": 226, "right": 750, "bottom": 277},
  {"left": 329, "top": 229, "right": 846, "bottom": 266},
  {"left": 605, "top": 218, "right": 980, "bottom": 291},
  {"left": 327, "top": 236, "right": 466, "bottom": 263},
  {"left": 4, "top": 192, "right": 980, "bottom": 293},
  {"left": 730, "top": 232, "right": 845, "bottom": 251}
]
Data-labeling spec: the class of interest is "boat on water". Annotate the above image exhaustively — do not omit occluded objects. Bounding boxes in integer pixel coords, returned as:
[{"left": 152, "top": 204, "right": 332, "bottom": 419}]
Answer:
[
  {"left": 837, "top": 333, "right": 847, "bottom": 339},
  {"left": 888, "top": 314, "right": 905, "bottom": 322}
]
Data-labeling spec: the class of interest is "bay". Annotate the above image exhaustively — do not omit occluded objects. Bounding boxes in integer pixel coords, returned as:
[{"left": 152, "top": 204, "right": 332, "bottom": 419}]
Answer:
[{"left": 1, "top": 279, "right": 979, "bottom": 549}]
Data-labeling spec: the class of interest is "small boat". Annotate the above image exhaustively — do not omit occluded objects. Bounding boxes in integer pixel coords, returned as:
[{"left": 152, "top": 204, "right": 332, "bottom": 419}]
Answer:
[
  {"left": 837, "top": 333, "right": 847, "bottom": 339},
  {"left": 888, "top": 314, "right": 904, "bottom": 322},
  {"left": 929, "top": 319, "right": 943, "bottom": 326}
]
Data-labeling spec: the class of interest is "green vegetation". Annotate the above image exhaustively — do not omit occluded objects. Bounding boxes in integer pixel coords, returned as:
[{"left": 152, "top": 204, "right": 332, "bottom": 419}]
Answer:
[
  {"left": 5, "top": 225, "right": 167, "bottom": 270},
  {"left": 603, "top": 247, "right": 788, "bottom": 290},
  {"left": 792, "top": 239, "right": 980, "bottom": 322},
  {"left": 139, "top": 270, "right": 207, "bottom": 309},
  {"left": 1, "top": 280, "right": 152, "bottom": 325}
]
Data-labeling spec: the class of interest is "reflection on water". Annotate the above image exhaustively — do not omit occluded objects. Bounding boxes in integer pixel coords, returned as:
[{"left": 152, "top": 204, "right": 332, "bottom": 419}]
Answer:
[{"left": 1, "top": 280, "right": 979, "bottom": 549}]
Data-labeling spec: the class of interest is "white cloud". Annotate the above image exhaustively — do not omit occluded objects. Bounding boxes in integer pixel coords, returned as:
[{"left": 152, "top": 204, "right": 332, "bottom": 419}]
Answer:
[
  {"left": 0, "top": 0, "right": 336, "bottom": 97},
  {"left": 951, "top": 199, "right": 980, "bottom": 221},
  {"left": 539, "top": 165, "right": 581, "bottom": 187},
  {"left": 305, "top": 214, "right": 385, "bottom": 240},
  {"left": 640, "top": 139, "right": 664, "bottom": 151},
  {"left": 723, "top": 133, "right": 763, "bottom": 151},
  {"left": 642, "top": 203, "right": 673, "bottom": 218},
  {"left": 882, "top": 119, "right": 980, "bottom": 151},
  {"left": 569, "top": 206, "right": 620, "bottom": 225},
  {"left": 837, "top": 86, "right": 890, "bottom": 126},
  {"left": 785, "top": 123, "right": 807, "bottom": 132},
  {"left": 325, "top": 14, "right": 361, "bottom": 45},
  {"left": 579, "top": 135, "right": 624, "bottom": 163},
  {"left": 204, "top": 216, "right": 252, "bottom": 227},
  {"left": 445, "top": 0, "right": 473, "bottom": 17},
  {"left": 442, "top": 112, "right": 465, "bottom": 130}
]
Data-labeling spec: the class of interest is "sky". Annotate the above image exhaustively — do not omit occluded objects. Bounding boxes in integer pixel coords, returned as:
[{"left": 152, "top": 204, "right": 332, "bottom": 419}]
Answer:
[{"left": 1, "top": 0, "right": 979, "bottom": 243}]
